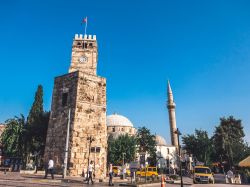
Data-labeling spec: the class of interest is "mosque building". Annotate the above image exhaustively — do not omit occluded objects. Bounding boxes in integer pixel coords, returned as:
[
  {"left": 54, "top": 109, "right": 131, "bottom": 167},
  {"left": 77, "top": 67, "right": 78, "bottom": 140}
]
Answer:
[
  {"left": 104, "top": 80, "right": 180, "bottom": 171},
  {"left": 106, "top": 113, "right": 177, "bottom": 172},
  {"left": 106, "top": 113, "right": 136, "bottom": 139},
  {"left": 155, "top": 135, "right": 177, "bottom": 173}
]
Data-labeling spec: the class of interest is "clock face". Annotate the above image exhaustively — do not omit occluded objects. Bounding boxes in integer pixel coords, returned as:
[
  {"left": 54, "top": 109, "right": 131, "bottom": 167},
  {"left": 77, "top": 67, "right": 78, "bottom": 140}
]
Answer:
[{"left": 79, "top": 56, "right": 88, "bottom": 63}]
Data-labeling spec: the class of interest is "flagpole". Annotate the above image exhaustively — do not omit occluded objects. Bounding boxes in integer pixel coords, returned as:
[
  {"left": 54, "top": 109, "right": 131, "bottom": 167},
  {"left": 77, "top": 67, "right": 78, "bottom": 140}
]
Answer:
[{"left": 84, "top": 17, "right": 88, "bottom": 36}]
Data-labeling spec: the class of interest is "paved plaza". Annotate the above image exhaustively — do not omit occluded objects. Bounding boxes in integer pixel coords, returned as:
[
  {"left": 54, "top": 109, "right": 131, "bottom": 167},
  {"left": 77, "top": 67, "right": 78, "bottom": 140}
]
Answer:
[{"left": 0, "top": 172, "right": 248, "bottom": 187}]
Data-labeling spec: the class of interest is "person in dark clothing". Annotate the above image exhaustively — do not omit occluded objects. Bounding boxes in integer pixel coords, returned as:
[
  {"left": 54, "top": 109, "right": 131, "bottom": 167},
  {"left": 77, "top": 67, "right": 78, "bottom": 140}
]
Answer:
[{"left": 108, "top": 163, "right": 113, "bottom": 186}]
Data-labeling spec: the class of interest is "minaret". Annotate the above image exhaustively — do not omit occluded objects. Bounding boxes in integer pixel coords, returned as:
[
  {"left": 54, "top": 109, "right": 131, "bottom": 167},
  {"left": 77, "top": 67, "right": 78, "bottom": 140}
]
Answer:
[{"left": 167, "top": 81, "right": 178, "bottom": 147}]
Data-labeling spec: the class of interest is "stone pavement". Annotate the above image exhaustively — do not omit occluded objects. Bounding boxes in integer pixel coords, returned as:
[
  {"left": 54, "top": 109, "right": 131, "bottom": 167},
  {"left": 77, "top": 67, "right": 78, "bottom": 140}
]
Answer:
[
  {"left": 0, "top": 172, "right": 223, "bottom": 187},
  {"left": 0, "top": 171, "right": 131, "bottom": 186}
]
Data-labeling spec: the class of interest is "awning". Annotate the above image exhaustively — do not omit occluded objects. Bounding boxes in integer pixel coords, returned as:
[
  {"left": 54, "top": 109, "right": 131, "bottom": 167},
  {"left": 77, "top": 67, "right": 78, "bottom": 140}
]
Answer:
[{"left": 239, "top": 156, "right": 250, "bottom": 167}]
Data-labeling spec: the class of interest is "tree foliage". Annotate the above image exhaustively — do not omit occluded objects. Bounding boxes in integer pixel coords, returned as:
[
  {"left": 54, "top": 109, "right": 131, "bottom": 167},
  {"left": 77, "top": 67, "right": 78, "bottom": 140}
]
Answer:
[
  {"left": 136, "top": 127, "right": 157, "bottom": 166},
  {"left": 25, "top": 85, "right": 49, "bottom": 155},
  {"left": 1, "top": 115, "right": 26, "bottom": 158},
  {"left": 108, "top": 134, "right": 137, "bottom": 165},
  {"left": 0, "top": 85, "right": 50, "bottom": 167},
  {"left": 212, "top": 116, "right": 247, "bottom": 167},
  {"left": 27, "top": 85, "right": 43, "bottom": 125},
  {"left": 182, "top": 129, "right": 213, "bottom": 165},
  {"left": 28, "top": 112, "right": 50, "bottom": 156}
]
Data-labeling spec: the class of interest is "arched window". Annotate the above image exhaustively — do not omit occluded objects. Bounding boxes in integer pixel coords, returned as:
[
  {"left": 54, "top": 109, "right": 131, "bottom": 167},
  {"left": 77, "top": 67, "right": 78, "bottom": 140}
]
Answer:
[{"left": 112, "top": 127, "right": 115, "bottom": 132}]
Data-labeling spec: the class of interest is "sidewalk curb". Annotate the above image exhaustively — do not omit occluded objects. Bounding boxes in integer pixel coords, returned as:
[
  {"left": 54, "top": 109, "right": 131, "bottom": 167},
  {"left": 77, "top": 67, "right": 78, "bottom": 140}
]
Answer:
[{"left": 119, "top": 181, "right": 193, "bottom": 187}]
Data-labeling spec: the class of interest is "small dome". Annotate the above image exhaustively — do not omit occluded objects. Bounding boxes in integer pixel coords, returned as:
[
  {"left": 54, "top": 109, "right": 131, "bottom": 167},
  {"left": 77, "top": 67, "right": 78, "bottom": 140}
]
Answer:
[
  {"left": 107, "top": 113, "right": 133, "bottom": 127},
  {"left": 155, "top": 135, "right": 167, "bottom": 146}
]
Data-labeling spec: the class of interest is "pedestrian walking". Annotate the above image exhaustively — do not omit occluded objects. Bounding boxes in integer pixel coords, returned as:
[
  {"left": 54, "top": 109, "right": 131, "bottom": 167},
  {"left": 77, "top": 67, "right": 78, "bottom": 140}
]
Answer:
[
  {"left": 87, "top": 161, "right": 94, "bottom": 184},
  {"left": 44, "top": 157, "right": 54, "bottom": 179},
  {"left": 235, "top": 171, "right": 241, "bottom": 184},
  {"left": 108, "top": 163, "right": 113, "bottom": 186},
  {"left": 227, "top": 169, "right": 234, "bottom": 184}
]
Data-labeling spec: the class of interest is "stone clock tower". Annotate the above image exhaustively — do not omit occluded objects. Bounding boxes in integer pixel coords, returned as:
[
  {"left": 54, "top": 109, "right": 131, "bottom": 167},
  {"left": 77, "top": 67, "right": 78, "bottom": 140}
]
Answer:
[
  {"left": 44, "top": 34, "right": 107, "bottom": 178},
  {"left": 69, "top": 34, "right": 98, "bottom": 75}
]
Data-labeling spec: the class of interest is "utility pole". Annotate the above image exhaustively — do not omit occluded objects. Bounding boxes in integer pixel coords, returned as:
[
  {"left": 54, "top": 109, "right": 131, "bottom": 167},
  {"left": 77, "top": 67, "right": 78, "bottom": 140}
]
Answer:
[
  {"left": 175, "top": 128, "right": 183, "bottom": 187},
  {"left": 63, "top": 108, "right": 71, "bottom": 178},
  {"left": 122, "top": 153, "right": 126, "bottom": 179},
  {"left": 122, "top": 153, "right": 126, "bottom": 166}
]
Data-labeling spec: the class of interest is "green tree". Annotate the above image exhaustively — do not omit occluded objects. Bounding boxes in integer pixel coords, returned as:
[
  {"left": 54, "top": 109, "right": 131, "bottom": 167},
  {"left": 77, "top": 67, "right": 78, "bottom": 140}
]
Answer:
[
  {"left": 1, "top": 115, "right": 26, "bottom": 158},
  {"left": 136, "top": 127, "right": 157, "bottom": 166},
  {"left": 108, "top": 134, "right": 137, "bottom": 165},
  {"left": 212, "top": 116, "right": 246, "bottom": 167},
  {"left": 25, "top": 85, "right": 49, "bottom": 165},
  {"left": 29, "top": 112, "right": 50, "bottom": 155},
  {"left": 27, "top": 85, "right": 43, "bottom": 125},
  {"left": 182, "top": 129, "right": 212, "bottom": 165}
]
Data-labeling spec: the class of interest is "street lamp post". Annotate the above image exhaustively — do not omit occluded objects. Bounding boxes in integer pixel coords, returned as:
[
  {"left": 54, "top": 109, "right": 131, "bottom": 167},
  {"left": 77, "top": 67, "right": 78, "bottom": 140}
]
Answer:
[
  {"left": 122, "top": 153, "right": 126, "bottom": 179},
  {"left": 122, "top": 153, "right": 126, "bottom": 166},
  {"left": 87, "top": 136, "right": 95, "bottom": 179},
  {"left": 175, "top": 128, "right": 183, "bottom": 187},
  {"left": 63, "top": 108, "right": 71, "bottom": 178}
]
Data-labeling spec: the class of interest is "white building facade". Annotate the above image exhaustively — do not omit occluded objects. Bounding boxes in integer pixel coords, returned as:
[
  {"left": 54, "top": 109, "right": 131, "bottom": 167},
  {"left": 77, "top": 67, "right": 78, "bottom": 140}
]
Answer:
[{"left": 155, "top": 135, "right": 177, "bottom": 173}]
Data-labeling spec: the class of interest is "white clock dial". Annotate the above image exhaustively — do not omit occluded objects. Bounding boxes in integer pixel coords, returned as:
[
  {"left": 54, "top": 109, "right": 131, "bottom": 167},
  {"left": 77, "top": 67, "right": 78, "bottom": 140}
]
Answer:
[{"left": 79, "top": 56, "right": 87, "bottom": 63}]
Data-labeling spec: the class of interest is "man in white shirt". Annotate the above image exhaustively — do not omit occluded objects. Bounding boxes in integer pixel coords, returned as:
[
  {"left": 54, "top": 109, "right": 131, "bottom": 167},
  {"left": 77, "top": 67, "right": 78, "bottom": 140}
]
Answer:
[
  {"left": 87, "top": 161, "right": 94, "bottom": 184},
  {"left": 227, "top": 169, "right": 234, "bottom": 184},
  {"left": 44, "top": 157, "right": 54, "bottom": 179}
]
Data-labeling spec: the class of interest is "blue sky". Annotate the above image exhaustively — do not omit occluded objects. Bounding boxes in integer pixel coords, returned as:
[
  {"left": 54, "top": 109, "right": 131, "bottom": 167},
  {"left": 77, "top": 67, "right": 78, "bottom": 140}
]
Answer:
[{"left": 0, "top": 0, "right": 250, "bottom": 143}]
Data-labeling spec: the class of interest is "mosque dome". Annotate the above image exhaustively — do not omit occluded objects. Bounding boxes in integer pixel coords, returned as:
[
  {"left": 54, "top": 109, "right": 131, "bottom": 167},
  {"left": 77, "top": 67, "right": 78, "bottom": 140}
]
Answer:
[
  {"left": 107, "top": 113, "right": 133, "bottom": 127},
  {"left": 155, "top": 135, "right": 167, "bottom": 146}
]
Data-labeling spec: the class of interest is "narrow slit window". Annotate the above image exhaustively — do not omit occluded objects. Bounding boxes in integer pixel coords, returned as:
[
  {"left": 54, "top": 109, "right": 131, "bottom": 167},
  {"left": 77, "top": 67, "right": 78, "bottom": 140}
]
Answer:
[{"left": 62, "top": 93, "right": 68, "bottom": 106}]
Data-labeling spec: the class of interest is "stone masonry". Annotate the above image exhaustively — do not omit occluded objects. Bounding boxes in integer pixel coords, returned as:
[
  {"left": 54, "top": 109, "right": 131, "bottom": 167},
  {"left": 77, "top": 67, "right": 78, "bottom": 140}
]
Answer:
[{"left": 44, "top": 34, "right": 107, "bottom": 179}]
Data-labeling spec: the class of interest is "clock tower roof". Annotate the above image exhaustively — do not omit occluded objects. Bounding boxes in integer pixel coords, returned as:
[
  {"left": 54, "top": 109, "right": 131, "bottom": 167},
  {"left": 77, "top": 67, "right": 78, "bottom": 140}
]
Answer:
[{"left": 74, "top": 34, "right": 97, "bottom": 41}]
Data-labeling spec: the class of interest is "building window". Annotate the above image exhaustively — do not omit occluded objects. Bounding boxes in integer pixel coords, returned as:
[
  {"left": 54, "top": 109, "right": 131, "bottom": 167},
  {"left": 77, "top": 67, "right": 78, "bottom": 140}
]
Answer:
[
  {"left": 62, "top": 93, "right": 68, "bottom": 106},
  {"left": 91, "top": 147, "right": 101, "bottom": 153},
  {"left": 84, "top": 43, "right": 87, "bottom": 49},
  {"left": 121, "top": 128, "right": 124, "bottom": 132},
  {"left": 112, "top": 127, "right": 115, "bottom": 132},
  {"left": 96, "top": 147, "right": 101, "bottom": 153},
  {"left": 91, "top": 147, "right": 95, "bottom": 153},
  {"left": 167, "top": 148, "right": 170, "bottom": 154}
]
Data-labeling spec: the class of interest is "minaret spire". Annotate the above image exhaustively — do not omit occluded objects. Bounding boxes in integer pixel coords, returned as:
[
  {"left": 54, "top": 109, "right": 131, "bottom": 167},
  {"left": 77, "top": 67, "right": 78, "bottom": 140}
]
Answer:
[
  {"left": 167, "top": 80, "right": 174, "bottom": 104},
  {"left": 167, "top": 80, "right": 178, "bottom": 148}
]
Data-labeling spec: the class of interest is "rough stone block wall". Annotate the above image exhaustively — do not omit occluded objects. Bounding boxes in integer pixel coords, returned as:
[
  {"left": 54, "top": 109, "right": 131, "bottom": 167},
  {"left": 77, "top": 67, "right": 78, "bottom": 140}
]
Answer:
[
  {"left": 68, "top": 71, "right": 107, "bottom": 178},
  {"left": 44, "top": 71, "right": 107, "bottom": 179},
  {"left": 44, "top": 72, "right": 78, "bottom": 167}
]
